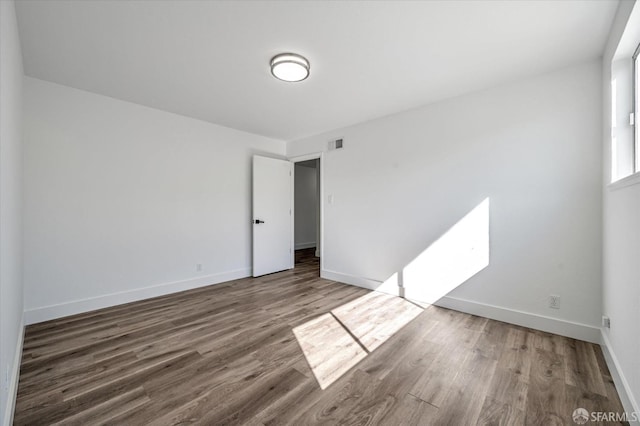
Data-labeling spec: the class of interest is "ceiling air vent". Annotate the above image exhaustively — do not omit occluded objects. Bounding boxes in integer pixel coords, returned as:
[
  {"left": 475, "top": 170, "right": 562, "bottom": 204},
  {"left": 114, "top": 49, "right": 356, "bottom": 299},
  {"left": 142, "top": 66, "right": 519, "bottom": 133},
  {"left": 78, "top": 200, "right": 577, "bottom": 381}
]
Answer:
[{"left": 328, "top": 138, "right": 344, "bottom": 151}]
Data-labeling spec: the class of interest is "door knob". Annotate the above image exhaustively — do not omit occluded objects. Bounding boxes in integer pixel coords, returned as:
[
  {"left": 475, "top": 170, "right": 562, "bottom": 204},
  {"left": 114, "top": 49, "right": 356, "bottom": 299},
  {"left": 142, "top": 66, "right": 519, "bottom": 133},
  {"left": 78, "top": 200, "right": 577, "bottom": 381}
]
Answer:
[{"left": 253, "top": 219, "right": 265, "bottom": 224}]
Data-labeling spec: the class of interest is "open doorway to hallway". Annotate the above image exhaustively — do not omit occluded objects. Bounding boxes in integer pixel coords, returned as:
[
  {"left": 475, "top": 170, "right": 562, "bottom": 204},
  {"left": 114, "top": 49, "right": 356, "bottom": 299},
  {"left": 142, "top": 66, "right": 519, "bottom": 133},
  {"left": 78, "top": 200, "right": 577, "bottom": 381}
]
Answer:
[{"left": 294, "top": 158, "right": 320, "bottom": 275}]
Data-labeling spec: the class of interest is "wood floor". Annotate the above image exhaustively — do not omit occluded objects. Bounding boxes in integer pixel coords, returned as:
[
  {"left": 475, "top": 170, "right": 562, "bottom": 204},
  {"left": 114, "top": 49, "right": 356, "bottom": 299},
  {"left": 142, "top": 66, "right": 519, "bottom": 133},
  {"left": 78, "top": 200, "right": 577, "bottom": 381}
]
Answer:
[{"left": 15, "top": 249, "right": 626, "bottom": 425}]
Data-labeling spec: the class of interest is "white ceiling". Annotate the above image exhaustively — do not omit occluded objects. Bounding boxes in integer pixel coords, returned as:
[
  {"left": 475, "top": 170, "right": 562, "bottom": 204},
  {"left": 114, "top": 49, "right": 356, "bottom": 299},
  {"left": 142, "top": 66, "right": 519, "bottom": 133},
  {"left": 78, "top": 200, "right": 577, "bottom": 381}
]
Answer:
[{"left": 15, "top": 0, "right": 618, "bottom": 142}]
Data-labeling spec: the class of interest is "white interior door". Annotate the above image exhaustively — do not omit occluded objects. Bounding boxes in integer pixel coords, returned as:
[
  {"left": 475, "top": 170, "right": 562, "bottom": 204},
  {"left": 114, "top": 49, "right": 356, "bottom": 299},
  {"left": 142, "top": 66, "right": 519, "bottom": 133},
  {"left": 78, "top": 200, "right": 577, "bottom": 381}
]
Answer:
[{"left": 252, "top": 155, "right": 293, "bottom": 277}]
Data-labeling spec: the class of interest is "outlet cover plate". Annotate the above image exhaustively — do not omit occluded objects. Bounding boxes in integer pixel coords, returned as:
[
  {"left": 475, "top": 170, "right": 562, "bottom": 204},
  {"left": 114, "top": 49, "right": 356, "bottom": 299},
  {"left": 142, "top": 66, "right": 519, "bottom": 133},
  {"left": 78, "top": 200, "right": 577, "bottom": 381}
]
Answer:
[{"left": 548, "top": 295, "right": 561, "bottom": 309}]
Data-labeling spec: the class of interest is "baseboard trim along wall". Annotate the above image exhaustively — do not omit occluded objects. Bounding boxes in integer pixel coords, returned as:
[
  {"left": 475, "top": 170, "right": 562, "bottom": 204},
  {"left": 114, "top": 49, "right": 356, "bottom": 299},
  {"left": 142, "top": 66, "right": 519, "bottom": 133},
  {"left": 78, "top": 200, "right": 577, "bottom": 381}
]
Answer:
[
  {"left": 322, "top": 269, "right": 601, "bottom": 343},
  {"left": 3, "top": 318, "right": 25, "bottom": 426},
  {"left": 435, "top": 295, "right": 600, "bottom": 343},
  {"left": 24, "top": 268, "right": 251, "bottom": 325},
  {"left": 294, "top": 242, "right": 316, "bottom": 250},
  {"left": 321, "top": 269, "right": 401, "bottom": 296},
  {"left": 600, "top": 330, "right": 640, "bottom": 423}
]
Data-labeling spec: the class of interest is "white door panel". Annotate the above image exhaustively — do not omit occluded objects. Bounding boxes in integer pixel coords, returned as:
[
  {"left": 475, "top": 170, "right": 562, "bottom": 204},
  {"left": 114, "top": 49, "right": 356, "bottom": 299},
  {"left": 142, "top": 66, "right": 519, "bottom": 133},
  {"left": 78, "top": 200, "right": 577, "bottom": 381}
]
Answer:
[{"left": 252, "top": 156, "right": 293, "bottom": 277}]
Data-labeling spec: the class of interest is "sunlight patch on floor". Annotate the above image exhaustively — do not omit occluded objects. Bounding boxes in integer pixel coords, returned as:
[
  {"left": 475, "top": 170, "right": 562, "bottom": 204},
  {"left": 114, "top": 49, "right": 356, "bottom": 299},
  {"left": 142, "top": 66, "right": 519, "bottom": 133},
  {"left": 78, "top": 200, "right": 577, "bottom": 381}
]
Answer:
[
  {"left": 293, "top": 292, "right": 422, "bottom": 389},
  {"left": 292, "top": 313, "right": 368, "bottom": 389}
]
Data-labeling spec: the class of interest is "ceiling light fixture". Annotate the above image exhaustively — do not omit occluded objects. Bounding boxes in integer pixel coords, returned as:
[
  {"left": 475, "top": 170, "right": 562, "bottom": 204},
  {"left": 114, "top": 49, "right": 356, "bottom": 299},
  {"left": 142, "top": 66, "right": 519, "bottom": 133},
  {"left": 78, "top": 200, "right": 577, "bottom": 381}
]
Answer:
[{"left": 270, "top": 53, "right": 310, "bottom": 82}]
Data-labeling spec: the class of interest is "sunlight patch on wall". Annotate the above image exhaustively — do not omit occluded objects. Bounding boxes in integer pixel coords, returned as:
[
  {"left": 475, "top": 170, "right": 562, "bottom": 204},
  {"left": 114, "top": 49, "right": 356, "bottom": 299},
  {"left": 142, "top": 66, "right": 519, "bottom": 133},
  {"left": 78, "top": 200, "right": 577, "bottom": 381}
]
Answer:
[{"left": 402, "top": 198, "right": 490, "bottom": 304}]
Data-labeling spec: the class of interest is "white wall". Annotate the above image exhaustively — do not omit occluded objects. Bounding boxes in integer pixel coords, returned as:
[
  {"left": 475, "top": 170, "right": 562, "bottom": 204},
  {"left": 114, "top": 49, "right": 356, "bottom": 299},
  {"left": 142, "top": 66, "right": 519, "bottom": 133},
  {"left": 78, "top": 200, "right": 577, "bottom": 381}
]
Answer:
[
  {"left": 294, "top": 163, "right": 318, "bottom": 249},
  {"left": 0, "top": 1, "right": 24, "bottom": 424},
  {"left": 23, "top": 77, "right": 285, "bottom": 323},
  {"left": 289, "top": 60, "right": 603, "bottom": 342},
  {"left": 602, "top": 0, "right": 640, "bottom": 416}
]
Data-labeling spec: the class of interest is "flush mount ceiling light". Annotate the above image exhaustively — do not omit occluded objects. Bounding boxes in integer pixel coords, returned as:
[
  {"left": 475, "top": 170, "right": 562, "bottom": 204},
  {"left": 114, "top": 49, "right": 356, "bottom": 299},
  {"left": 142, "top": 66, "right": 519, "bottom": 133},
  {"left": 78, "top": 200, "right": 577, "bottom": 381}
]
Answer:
[{"left": 270, "top": 53, "right": 310, "bottom": 82}]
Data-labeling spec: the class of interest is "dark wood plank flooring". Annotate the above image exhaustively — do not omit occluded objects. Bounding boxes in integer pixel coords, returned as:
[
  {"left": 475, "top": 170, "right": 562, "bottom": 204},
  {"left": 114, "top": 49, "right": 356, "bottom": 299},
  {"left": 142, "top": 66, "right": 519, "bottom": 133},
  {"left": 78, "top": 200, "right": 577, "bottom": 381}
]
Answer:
[{"left": 14, "top": 249, "right": 626, "bottom": 425}]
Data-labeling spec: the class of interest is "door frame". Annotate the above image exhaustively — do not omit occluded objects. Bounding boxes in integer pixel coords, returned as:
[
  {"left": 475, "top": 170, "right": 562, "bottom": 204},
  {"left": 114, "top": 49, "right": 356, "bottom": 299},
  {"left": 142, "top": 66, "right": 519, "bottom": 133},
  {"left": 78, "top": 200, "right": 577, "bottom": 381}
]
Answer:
[{"left": 289, "top": 152, "right": 324, "bottom": 273}]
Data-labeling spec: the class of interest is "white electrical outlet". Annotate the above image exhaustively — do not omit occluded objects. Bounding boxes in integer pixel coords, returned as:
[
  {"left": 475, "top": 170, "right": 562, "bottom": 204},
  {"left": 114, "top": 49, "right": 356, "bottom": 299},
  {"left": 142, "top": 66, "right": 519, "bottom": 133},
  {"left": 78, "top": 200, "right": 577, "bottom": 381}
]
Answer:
[
  {"left": 548, "top": 295, "right": 561, "bottom": 309},
  {"left": 602, "top": 315, "right": 611, "bottom": 328},
  {"left": 4, "top": 366, "right": 9, "bottom": 391},
  {"left": 196, "top": 264, "right": 203, "bottom": 272}
]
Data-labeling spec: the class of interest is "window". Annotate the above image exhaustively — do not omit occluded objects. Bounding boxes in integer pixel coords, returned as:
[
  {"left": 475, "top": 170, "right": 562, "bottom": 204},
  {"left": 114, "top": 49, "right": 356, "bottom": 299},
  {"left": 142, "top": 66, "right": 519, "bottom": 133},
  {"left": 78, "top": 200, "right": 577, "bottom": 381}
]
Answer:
[
  {"left": 633, "top": 43, "right": 640, "bottom": 173},
  {"left": 610, "top": 46, "right": 640, "bottom": 184}
]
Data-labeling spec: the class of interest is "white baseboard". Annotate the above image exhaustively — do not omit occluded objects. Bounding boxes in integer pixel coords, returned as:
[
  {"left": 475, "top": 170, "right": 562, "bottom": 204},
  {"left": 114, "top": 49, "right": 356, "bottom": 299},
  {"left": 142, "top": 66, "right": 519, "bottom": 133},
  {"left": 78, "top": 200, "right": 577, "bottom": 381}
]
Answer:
[
  {"left": 435, "top": 295, "right": 601, "bottom": 343},
  {"left": 2, "top": 317, "right": 24, "bottom": 426},
  {"left": 24, "top": 268, "right": 251, "bottom": 325},
  {"left": 315, "top": 249, "right": 319, "bottom": 258},
  {"left": 321, "top": 269, "right": 400, "bottom": 296},
  {"left": 600, "top": 330, "right": 640, "bottom": 423},
  {"left": 295, "top": 242, "right": 316, "bottom": 250},
  {"left": 318, "top": 271, "right": 601, "bottom": 343}
]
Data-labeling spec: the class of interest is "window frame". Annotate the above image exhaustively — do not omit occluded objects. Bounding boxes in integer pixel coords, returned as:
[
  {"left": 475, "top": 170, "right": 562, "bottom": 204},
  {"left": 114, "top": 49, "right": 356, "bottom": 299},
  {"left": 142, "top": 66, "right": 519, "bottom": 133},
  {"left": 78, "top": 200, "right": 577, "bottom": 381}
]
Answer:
[{"left": 633, "top": 42, "right": 640, "bottom": 173}]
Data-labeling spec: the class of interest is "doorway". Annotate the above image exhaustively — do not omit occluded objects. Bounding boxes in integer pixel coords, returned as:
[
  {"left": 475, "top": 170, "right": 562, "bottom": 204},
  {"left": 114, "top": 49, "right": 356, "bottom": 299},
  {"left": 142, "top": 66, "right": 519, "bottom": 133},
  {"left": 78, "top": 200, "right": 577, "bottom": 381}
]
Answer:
[{"left": 293, "top": 158, "right": 320, "bottom": 275}]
